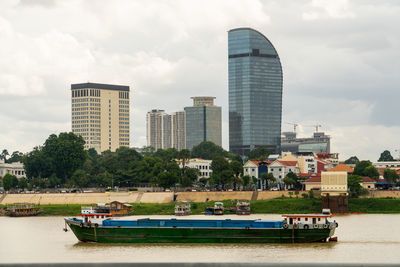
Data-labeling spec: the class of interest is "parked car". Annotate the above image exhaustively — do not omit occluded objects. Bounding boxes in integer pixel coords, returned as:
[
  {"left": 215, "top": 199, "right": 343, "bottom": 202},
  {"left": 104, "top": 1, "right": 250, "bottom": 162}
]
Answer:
[{"left": 270, "top": 187, "right": 279, "bottom": 191}]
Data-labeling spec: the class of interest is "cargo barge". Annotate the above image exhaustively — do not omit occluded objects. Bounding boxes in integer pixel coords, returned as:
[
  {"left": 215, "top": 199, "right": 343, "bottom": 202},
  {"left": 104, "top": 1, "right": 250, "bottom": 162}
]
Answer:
[{"left": 64, "top": 212, "right": 338, "bottom": 243}]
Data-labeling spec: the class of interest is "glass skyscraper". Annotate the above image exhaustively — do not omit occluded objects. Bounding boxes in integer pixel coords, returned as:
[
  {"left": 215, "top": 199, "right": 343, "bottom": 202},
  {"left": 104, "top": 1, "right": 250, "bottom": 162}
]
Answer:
[{"left": 228, "top": 28, "right": 283, "bottom": 156}]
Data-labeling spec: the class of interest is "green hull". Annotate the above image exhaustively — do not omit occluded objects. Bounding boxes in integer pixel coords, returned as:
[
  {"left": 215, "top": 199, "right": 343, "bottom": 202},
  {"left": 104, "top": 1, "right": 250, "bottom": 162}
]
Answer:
[{"left": 66, "top": 221, "right": 335, "bottom": 243}]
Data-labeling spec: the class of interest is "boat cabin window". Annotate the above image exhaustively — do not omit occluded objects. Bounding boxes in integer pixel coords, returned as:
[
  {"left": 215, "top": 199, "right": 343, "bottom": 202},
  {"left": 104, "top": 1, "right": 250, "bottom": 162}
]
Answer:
[
  {"left": 312, "top": 218, "right": 316, "bottom": 224},
  {"left": 289, "top": 218, "right": 293, "bottom": 224},
  {"left": 84, "top": 216, "right": 88, "bottom": 223},
  {"left": 318, "top": 218, "right": 321, "bottom": 222},
  {"left": 305, "top": 218, "right": 308, "bottom": 221}
]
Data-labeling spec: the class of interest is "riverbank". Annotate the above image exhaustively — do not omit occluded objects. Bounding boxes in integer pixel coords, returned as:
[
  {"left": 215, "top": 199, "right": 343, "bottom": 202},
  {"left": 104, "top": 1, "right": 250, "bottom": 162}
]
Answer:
[{"left": 2, "top": 197, "right": 400, "bottom": 216}]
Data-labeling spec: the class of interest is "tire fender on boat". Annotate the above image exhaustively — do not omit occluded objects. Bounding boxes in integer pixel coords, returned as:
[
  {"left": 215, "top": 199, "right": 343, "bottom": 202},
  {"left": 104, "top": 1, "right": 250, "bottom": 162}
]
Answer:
[
  {"left": 313, "top": 224, "right": 318, "bottom": 229},
  {"left": 283, "top": 223, "right": 288, "bottom": 229},
  {"left": 293, "top": 224, "right": 299, "bottom": 229},
  {"left": 323, "top": 224, "right": 328, "bottom": 229},
  {"left": 335, "top": 222, "right": 339, "bottom": 228},
  {"left": 303, "top": 224, "right": 309, "bottom": 230},
  {"left": 94, "top": 223, "right": 99, "bottom": 228}
]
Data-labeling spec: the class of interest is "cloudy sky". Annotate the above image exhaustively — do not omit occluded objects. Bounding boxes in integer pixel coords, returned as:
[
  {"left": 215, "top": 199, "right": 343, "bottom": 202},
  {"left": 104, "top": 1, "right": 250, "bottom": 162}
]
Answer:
[{"left": 0, "top": 0, "right": 399, "bottom": 161}]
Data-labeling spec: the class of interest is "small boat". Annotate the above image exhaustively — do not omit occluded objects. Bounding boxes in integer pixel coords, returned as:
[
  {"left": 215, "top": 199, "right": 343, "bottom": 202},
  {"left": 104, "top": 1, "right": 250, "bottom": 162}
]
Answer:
[
  {"left": 6, "top": 203, "right": 39, "bottom": 217},
  {"left": 205, "top": 202, "right": 224, "bottom": 215},
  {"left": 174, "top": 203, "right": 191, "bottom": 216},
  {"left": 236, "top": 201, "right": 250, "bottom": 215},
  {"left": 64, "top": 210, "right": 339, "bottom": 243}
]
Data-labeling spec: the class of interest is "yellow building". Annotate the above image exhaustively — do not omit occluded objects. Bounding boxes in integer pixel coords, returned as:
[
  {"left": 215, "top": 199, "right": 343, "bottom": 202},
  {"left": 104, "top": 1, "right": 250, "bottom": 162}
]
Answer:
[{"left": 71, "top": 82, "right": 130, "bottom": 152}]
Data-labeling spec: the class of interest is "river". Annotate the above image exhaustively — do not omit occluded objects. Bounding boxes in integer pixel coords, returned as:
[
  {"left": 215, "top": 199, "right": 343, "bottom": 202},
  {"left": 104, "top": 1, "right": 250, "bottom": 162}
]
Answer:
[{"left": 1, "top": 214, "right": 399, "bottom": 264}]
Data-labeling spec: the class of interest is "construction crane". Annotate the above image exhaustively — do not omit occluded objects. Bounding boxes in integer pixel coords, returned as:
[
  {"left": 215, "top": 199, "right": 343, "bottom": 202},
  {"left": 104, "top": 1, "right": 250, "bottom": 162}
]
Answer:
[
  {"left": 304, "top": 124, "right": 322, "bottom": 132},
  {"left": 285, "top": 122, "right": 299, "bottom": 133}
]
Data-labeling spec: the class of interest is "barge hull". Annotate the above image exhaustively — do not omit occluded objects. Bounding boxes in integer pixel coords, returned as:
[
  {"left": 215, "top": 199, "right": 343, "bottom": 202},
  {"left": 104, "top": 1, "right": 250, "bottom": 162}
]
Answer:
[{"left": 67, "top": 222, "right": 334, "bottom": 243}]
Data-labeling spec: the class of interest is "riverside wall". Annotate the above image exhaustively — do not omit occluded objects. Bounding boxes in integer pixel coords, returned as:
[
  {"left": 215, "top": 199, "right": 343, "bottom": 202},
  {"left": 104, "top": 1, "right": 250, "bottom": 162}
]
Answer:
[{"left": 0, "top": 190, "right": 399, "bottom": 205}]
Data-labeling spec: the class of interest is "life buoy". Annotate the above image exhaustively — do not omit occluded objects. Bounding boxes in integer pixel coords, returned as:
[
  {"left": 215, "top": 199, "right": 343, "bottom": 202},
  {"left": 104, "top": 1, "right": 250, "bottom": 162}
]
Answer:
[
  {"left": 283, "top": 223, "right": 288, "bottom": 229},
  {"left": 313, "top": 224, "right": 318, "bottom": 229},
  {"left": 304, "top": 224, "right": 309, "bottom": 230},
  {"left": 323, "top": 224, "right": 328, "bottom": 229}
]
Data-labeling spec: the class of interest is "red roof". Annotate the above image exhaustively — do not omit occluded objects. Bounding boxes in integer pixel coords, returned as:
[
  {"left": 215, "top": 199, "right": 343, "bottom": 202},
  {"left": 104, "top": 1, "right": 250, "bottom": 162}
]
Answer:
[
  {"left": 361, "top": 177, "right": 376, "bottom": 183},
  {"left": 315, "top": 157, "right": 329, "bottom": 164},
  {"left": 298, "top": 173, "right": 313, "bottom": 178},
  {"left": 304, "top": 176, "right": 321, "bottom": 183},
  {"left": 278, "top": 160, "right": 297, "bottom": 167}
]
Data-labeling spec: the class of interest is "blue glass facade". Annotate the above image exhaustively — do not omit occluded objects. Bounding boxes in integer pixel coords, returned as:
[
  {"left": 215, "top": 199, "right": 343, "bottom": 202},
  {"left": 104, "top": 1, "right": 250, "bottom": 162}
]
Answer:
[{"left": 228, "top": 28, "right": 283, "bottom": 155}]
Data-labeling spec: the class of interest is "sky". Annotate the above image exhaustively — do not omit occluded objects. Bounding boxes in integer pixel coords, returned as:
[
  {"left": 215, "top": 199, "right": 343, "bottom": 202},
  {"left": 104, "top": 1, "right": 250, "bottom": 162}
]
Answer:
[{"left": 0, "top": 0, "right": 399, "bottom": 161}]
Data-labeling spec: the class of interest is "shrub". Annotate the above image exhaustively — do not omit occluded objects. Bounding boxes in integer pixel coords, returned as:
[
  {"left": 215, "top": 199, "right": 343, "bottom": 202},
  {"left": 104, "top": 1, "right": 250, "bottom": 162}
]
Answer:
[{"left": 302, "top": 193, "right": 309, "bottom": 199}]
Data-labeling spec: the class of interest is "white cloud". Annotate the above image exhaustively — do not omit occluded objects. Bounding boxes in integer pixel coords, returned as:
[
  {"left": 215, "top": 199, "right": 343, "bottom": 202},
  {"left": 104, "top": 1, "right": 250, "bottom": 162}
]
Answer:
[{"left": 0, "top": 0, "right": 399, "bottom": 161}]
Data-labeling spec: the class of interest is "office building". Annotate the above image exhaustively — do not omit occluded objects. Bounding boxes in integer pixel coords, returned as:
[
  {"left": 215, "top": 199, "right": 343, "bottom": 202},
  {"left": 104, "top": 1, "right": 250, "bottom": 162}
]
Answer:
[
  {"left": 281, "top": 132, "right": 331, "bottom": 153},
  {"left": 171, "top": 111, "right": 186, "bottom": 151},
  {"left": 184, "top": 96, "right": 222, "bottom": 150},
  {"left": 228, "top": 28, "right": 283, "bottom": 156},
  {"left": 71, "top": 82, "right": 130, "bottom": 152},
  {"left": 146, "top": 109, "right": 171, "bottom": 150}
]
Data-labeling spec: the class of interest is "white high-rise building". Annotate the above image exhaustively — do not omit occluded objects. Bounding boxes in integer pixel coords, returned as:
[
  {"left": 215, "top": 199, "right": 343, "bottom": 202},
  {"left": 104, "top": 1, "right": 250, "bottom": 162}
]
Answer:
[
  {"left": 171, "top": 111, "right": 186, "bottom": 151},
  {"left": 146, "top": 109, "right": 171, "bottom": 150}
]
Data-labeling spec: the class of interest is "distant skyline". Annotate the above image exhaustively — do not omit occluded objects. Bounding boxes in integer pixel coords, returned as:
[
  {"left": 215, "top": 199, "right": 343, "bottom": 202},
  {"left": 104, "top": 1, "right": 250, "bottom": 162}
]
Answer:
[{"left": 0, "top": 0, "right": 399, "bottom": 161}]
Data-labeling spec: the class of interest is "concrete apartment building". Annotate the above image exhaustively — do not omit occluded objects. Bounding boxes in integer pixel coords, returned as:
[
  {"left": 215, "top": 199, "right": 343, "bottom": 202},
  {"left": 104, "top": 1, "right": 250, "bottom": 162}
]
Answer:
[
  {"left": 171, "top": 111, "right": 186, "bottom": 151},
  {"left": 71, "top": 82, "right": 130, "bottom": 152},
  {"left": 146, "top": 109, "right": 171, "bottom": 150},
  {"left": 184, "top": 96, "right": 222, "bottom": 150}
]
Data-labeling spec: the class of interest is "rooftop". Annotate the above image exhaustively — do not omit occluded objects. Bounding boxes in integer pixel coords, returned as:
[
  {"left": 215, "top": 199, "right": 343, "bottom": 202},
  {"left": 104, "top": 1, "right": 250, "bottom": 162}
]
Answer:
[{"left": 71, "top": 82, "right": 130, "bottom": 91}]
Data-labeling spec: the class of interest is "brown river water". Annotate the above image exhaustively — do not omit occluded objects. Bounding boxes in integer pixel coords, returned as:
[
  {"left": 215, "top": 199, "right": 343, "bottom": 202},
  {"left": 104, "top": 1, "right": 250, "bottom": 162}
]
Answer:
[{"left": 1, "top": 214, "right": 400, "bottom": 264}]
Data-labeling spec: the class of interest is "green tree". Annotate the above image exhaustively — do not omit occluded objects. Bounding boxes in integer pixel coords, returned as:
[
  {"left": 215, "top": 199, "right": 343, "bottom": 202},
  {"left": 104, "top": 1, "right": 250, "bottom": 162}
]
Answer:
[
  {"left": 191, "top": 141, "right": 226, "bottom": 160},
  {"left": 242, "top": 175, "right": 250, "bottom": 190},
  {"left": 211, "top": 156, "right": 230, "bottom": 174},
  {"left": 157, "top": 171, "right": 178, "bottom": 189},
  {"left": 364, "top": 166, "right": 380, "bottom": 181},
  {"left": 23, "top": 147, "right": 54, "bottom": 179},
  {"left": 383, "top": 169, "right": 400, "bottom": 183},
  {"left": 265, "top": 173, "right": 276, "bottom": 189},
  {"left": 42, "top": 132, "right": 86, "bottom": 182},
  {"left": 353, "top": 160, "right": 373, "bottom": 176},
  {"left": 1, "top": 149, "right": 9, "bottom": 161},
  {"left": 18, "top": 177, "right": 28, "bottom": 189},
  {"left": 2, "top": 174, "right": 14, "bottom": 191},
  {"left": 11, "top": 176, "right": 19, "bottom": 189},
  {"left": 71, "top": 169, "right": 90, "bottom": 188},
  {"left": 6, "top": 151, "right": 24, "bottom": 163},
  {"left": 230, "top": 160, "right": 243, "bottom": 190},
  {"left": 181, "top": 167, "right": 199, "bottom": 187},
  {"left": 344, "top": 156, "right": 360, "bottom": 164},
  {"left": 378, "top": 150, "right": 395, "bottom": 162},
  {"left": 246, "top": 146, "right": 272, "bottom": 160},
  {"left": 348, "top": 175, "right": 368, "bottom": 197}
]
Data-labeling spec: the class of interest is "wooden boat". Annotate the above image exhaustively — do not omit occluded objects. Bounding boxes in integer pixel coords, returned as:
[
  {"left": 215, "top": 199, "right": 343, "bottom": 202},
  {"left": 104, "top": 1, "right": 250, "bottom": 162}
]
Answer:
[
  {"left": 205, "top": 202, "right": 224, "bottom": 215},
  {"left": 174, "top": 203, "right": 191, "bottom": 216},
  {"left": 236, "top": 201, "right": 251, "bottom": 215},
  {"left": 64, "top": 211, "right": 338, "bottom": 243},
  {"left": 6, "top": 203, "right": 39, "bottom": 217}
]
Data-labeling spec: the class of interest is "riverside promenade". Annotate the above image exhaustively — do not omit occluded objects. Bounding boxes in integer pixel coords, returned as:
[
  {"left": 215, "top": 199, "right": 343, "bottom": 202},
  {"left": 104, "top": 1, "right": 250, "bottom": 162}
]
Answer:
[{"left": 1, "top": 190, "right": 399, "bottom": 205}]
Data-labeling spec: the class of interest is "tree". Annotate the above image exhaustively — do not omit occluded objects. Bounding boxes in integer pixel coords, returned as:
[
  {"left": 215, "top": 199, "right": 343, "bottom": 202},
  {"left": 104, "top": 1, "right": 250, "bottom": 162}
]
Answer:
[
  {"left": 211, "top": 156, "right": 230, "bottom": 174},
  {"left": 264, "top": 173, "right": 276, "bottom": 190},
  {"left": 283, "top": 171, "right": 298, "bottom": 190},
  {"left": 2, "top": 174, "right": 14, "bottom": 191},
  {"left": 230, "top": 160, "right": 243, "bottom": 190},
  {"left": 181, "top": 167, "right": 199, "bottom": 187},
  {"left": 6, "top": 151, "right": 24, "bottom": 163},
  {"left": 378, "top": 150, "right": 395, "bottom": 162},
  {"left": 1, "top": 149, "right": 9, "bottom": 161},
  {"left": 353, "top": 160, "right": 373, "bottom": 176},
  {"left": 157, "top": 171, "right": 178, "bottom": 189},
  {"left": 246, "top": 146, "right": 272, "bottom": 160},
  {"left": 18, "top": 177, "right": 28, "bottom": 189},
  {"left": 348, "top": 175, "right": 368, "bottom": 197},
  {"left": 41, "top": 132, "right": 87, "bottom": 182},
  {"left": 383, "top": 169, "right": 400, "bottom": 183},
  {"left": 344, "top": 156, "right": 360, "bottom": 164},
  {"left": 364, "top": 166, "right": 380, "bottom": 181},
  {"left": 242, "top": 175, "right": 250, "bottom": 190},
  {"left": 191, "top": 141, "right": 226, "bottom": 160}
]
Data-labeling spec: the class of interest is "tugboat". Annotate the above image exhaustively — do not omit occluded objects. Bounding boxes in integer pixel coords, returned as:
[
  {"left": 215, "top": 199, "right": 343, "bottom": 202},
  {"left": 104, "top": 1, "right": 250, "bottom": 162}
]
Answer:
[
  {"left": 174, "top": 202, "right": 191, "bottom": 216},
  {"left": 64, "top": 210, "right": 338, "bottom": 243},
  {"left": 205, "top": 202, "right": 224, "bottom": 215}
]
